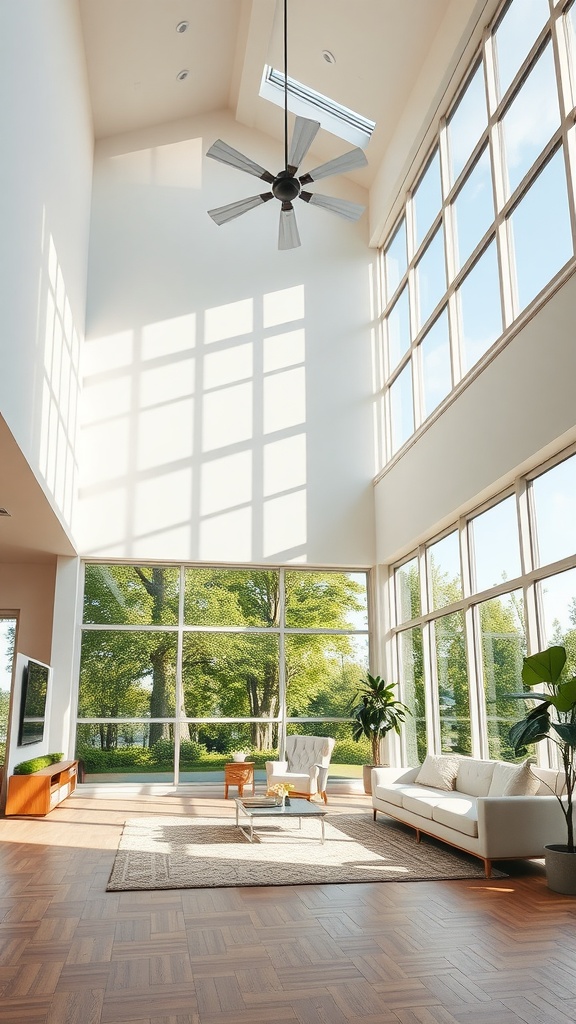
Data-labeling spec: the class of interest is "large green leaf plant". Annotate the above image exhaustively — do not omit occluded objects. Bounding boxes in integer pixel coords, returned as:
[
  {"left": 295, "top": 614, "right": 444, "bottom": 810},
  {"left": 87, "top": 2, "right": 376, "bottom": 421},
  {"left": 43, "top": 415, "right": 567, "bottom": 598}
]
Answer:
[
  {"left": 348, "top": 673, "right": 411, "bottom": 766},
  {"left": 509, "top": 645, "right": 576, "bottom": 852}
]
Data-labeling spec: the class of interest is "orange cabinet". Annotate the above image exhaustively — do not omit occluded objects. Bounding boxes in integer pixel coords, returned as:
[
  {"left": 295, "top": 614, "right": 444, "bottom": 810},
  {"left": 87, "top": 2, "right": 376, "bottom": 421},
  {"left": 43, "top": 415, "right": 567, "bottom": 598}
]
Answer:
[{"left": 5, "top": 760, "right": 78, "bottom": 816}]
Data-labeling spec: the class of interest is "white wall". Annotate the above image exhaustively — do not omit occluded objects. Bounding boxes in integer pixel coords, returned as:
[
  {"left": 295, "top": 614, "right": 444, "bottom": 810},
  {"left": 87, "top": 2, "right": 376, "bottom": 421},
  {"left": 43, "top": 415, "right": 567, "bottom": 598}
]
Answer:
[
  {"left": 375, "top": 272, "right": 576, "bottom": 563},
  {"left": 0, "top": 0, "right": 93, "bottom": 537},
  {"left": 79, "top": 113, "right": 376, "bottom": 566}
]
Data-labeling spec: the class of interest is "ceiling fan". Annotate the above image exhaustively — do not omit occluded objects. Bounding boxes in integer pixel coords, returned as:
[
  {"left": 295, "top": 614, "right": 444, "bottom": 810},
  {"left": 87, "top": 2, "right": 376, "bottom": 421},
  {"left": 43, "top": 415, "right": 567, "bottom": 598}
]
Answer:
[{"left": 206, "top": 0, "right": 368, "bottom": 250}]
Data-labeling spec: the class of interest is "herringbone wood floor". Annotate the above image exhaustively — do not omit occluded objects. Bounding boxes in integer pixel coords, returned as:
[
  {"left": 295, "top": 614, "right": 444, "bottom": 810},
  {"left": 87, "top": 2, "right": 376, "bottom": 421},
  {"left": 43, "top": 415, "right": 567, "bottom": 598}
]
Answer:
[{"left": 1, "top": 790, "right": 575, "bottom": 1024}]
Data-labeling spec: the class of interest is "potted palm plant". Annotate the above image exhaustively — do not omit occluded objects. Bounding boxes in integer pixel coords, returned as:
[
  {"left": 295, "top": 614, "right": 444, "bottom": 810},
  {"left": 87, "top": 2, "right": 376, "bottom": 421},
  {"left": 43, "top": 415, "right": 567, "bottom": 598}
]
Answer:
[
  {"left": 348, "top": 673, "right": 410, "bottom": 794},
  {"left": 509, "top": 644, "right": 576, "bottom": 894}
]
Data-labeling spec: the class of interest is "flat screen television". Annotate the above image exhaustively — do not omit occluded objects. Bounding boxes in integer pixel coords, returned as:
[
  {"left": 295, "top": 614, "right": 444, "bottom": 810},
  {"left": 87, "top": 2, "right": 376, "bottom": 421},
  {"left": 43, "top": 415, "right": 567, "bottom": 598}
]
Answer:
[{"left": 18, "top": 659, "right": 49, "bottom": 746}]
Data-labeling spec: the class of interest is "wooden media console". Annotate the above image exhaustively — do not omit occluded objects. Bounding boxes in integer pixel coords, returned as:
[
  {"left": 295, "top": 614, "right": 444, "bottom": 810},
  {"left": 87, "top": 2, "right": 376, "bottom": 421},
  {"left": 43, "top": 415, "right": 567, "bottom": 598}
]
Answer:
[{"left": 5, "top": 760, "right": 78, "bottom": 816}]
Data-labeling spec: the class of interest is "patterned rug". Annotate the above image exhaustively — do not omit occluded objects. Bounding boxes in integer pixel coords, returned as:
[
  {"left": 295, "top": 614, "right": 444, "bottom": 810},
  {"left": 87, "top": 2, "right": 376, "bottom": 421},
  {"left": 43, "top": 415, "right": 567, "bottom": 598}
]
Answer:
[{"left": 106, "top": 812, "right": 506, "bottom": 890}]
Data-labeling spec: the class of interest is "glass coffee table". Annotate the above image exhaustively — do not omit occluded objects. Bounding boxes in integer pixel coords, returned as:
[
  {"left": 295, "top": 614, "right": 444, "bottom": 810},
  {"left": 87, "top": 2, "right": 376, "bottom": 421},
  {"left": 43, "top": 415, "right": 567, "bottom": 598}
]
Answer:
[{"left": 234, "top": 796, "right": 328, "bottom": 844}]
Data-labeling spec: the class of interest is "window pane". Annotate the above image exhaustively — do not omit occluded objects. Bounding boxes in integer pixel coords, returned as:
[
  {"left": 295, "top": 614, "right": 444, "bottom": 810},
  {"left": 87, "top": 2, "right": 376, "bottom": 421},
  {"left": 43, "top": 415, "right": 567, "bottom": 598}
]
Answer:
[
  {"left": 413, "top": 149, "right": 442, "bottom": 252},
  {"left": 531, "top": 456, "right": 576, "bottom": 566},
  {"left": 389, "top": 361, "right": 414, "bottom": 454},
  {"left": 539, "top": 568, "right": 576, "bottom": 652},
  {"left": 458, "top": 242, "right": 502, "bottom": 373},
  {"left": 182, "top": 632, "right": 279, "bottom": 723},
  {"left": 398, "top": 627, "right": 426, "bottom": 766},
  {"left": 78, "top": 630, "right": 177, "bottom": 721},
  {"left": 478, "top": 591, "right": 527, "bottom": 761},
  {"left": 435, "top": 611, "right": 471, "bottom": 755},
  {"left": 427, "top": 531, "right": 462, "bottom": 611},
  {"left": 285, "top": 634, "right": 369, "bottom": 717},
  {"left": 386, "top": 286, "right": 411, "bottom": 374},
  {"left": 285, "top": 571, "right": 368, "bottom": 629},
  {"left": 567, "top": 4, "right": 576, "bottom": 110},
  {"left": 509, "top": 147, "right": 572, "bottom": 313},
  {"left": 395, "top": 557, "right": 421, "bottom": 624},
  {"left": 184, "top": 568, "right": 279, "bottom": 626},
  {"left": 501, "top": 43, "right": 560, "bottom": 198},
  {"left": 469, "top": 495, "right": 522, "bottom": 593},
  {"left": 416, "top": 225, "right": 446, "bottom": 329},
  {"left": 420, "top": 308, "right": 452, "bottom": 419},
  {"left": 385, "top": 217, "right": 408, "bottom": 298},
  {"left": 76, "top": 723, "right": 173, "bottom": 783},
  {"left": 452, "top": 147, "right": 494, "bottom": 272},
  {"left": 83, "top": 564, "right": 179, "bottom": 625},
  {"left": 447, "top": 63, "right": 488, "bottom": 185},
  {"left": 494, "top": 0, "right": 550, "bottom": 100},
  {"left": 179, "top": 724, "right": 277, "bottom": 781}
]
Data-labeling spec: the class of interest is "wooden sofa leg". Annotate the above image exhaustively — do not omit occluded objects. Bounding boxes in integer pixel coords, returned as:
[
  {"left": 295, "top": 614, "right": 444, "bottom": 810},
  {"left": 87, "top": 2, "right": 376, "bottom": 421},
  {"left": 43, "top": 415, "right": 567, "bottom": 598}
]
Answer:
[
  {"left": 484, "top": 859, "right": 492, "bottom": 878},
  {"left": 373, "top": 809, "right": 377, "bottom": 821}
]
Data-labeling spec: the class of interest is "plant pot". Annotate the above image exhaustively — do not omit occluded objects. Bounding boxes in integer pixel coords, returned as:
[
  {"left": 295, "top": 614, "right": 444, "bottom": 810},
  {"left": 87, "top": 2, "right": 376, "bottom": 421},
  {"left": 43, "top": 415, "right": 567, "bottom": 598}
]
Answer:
[
  {"left": 544, "top": 844, "right": 576, "bottom": 895},
  {"left": 232, "top": 752, "right": 246, "bottom": 762},
  {"left": 363, "top": 764, "right": 374, "bottom": 795}
]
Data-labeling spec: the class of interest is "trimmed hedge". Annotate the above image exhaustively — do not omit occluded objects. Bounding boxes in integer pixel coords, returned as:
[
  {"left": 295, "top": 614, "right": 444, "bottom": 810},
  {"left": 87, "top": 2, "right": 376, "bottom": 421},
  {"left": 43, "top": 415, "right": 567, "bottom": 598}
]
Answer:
[{"left": 13, "top": 752, "right": 64, "bottom": 775}]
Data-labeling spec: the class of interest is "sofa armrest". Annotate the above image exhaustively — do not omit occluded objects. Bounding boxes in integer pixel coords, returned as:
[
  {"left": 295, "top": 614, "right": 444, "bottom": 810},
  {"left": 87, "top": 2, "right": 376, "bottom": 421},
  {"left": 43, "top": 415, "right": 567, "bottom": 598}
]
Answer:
[
  {"left": 372, "top": 766, "right": 420, "bottom": 790},
  {"left": 315, "top": 763, "right": 327, "bottom": 789},
  {"left": 477, "top": 794, "right": 568, "bottom": 858}
]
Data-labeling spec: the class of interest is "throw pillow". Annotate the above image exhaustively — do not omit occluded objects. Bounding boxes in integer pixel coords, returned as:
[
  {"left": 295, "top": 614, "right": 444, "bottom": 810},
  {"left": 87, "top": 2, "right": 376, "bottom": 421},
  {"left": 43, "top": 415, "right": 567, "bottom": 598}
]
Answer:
[
  {"left": 414, "top": 754, "right": 460, "bottom": 791},
  {"left": 488, "top": 758, "right": 540, "bottom": 797}
]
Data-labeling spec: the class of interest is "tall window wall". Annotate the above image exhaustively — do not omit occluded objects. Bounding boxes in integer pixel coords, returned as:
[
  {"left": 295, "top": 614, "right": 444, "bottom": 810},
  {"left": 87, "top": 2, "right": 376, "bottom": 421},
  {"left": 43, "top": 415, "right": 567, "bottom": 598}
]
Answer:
[
  {"left": 391, "top": 447, "right": 576, "bottom": 766},
  {"left": 76, "top": 565, "right": 369, "bottom": 783},
  {"left": 380, "top": 0, "right": 576, "bottom": 463}
]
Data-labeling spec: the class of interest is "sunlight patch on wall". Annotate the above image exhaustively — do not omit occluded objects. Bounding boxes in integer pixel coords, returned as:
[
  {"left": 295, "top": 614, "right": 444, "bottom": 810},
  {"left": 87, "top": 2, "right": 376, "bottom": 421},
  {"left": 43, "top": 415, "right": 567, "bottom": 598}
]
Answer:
[
  {"left": 200, "top": 507, "right": 253, "bottom": 562},
  {"left": 204, "top": 342, "right": 252, "bottom": 389},
  {"left": 263, "top": 286, "right": 305, "bottom": 327},
  {"left": 263, "top": 329, "right": 305, "bottom": 371},
  {"left": 202, "top": 382, "right": 252, "bottom": 452},
  {"left": 264, "top": 367, "right": 306, "bottom": 434},
  {"left": 264, "top": 491, "right": 307, "bottom": 558},
  {"left": 136, "top": 399, "right": 194, "bottom": 471},
  {"left": 142, "top": 313, "right": 196, "bottom": 358},
  {"left": 205, "top": 299, "right": 253, "bottom": 343},
  {"left": 263, "top": 435, "right": 306, "bottom": 497},
  {"left": 140, "top": 357, "right": 195, "bottom": 406},
  {"left": 109, "top": 138, "right": 203, "bottom": 189},
  {"left": 200, "top": 452, "right": 252, "bottom": 516},
  {"left": 134, "top": 469, "right": 192, "bottom": 537},
  {"left": 38, "top": 225, "right": 81, "bottom": 527}
]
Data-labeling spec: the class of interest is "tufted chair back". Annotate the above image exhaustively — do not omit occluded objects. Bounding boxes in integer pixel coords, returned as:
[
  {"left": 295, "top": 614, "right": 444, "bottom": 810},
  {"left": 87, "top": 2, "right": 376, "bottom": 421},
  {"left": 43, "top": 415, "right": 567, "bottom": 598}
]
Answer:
[{"left": 286, "top": 735, "right": 334, "bottom": 773}]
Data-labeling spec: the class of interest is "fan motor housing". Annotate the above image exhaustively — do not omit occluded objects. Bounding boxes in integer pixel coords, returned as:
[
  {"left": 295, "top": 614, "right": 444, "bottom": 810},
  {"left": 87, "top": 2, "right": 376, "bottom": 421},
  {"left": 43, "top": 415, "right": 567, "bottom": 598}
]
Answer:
[{"left": 272, "top": 171, "right": 301, "bottom": 202}]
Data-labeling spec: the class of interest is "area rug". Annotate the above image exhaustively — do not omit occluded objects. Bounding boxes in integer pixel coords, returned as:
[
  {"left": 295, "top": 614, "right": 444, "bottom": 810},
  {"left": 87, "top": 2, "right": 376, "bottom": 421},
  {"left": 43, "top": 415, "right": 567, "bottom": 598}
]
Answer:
[{"left": 106, "top": 813, "right": 506, "bottom": 891}]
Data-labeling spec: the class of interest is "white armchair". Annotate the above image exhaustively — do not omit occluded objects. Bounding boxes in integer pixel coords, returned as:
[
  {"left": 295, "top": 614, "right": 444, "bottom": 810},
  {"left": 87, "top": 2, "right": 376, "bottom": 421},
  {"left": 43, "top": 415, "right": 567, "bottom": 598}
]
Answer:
[{"left": 266, "top": 735, "right": 336, "bottom": 804}]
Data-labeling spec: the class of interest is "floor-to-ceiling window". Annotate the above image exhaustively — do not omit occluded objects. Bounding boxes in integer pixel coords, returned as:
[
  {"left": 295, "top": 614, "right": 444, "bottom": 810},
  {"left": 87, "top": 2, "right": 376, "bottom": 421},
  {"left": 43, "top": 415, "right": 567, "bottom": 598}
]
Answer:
[
  {"left": 379, "top": 0, "right": 576, "bottom": 466},
  {"left": 391, "top": 445, "right": 576, "bottom": 765},
  {"left": 76, "top": 565, "right": 370, "bottom": 784}
]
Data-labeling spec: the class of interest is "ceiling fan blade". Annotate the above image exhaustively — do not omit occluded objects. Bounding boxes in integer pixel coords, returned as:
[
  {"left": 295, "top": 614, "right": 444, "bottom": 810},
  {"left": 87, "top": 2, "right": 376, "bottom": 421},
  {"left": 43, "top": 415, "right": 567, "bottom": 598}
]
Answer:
[
  {"left": 300, "top": 191, "right": 365, "bottom": 221},
  {"left": 206, "top": 140, "right": 275, "bottom": 183},
  {"left": 287, "top": 117, "right": 320, "bottom": 174},
  {"left": 278, "top": 203, "right": 301, "bottom": 250},
  {"left": 208, "top": 193, "right": 274, "bottom": 226},
  {"left": 299, "top": 147, "right": 368, "bottom": 184}
]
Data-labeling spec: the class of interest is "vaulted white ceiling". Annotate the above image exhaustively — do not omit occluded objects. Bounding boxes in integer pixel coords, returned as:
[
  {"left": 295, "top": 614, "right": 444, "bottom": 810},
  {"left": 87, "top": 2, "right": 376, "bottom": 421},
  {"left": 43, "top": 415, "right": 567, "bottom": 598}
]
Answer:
[{"left": 78, "top": 0, "right": 459, "bottom": 187}]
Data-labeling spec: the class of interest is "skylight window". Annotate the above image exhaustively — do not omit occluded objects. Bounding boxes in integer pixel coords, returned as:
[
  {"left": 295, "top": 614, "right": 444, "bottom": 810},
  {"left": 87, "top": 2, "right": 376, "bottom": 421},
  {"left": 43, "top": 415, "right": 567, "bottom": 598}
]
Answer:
[{"left": 260, "top": 65, "right": 375, "bottom": 149}]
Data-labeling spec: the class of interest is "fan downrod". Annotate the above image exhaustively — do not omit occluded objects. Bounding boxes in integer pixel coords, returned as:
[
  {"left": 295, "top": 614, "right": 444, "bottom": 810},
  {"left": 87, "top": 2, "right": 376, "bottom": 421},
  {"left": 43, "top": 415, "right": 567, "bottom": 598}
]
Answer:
[{"left": 272, "top": 170, "right": 301, "bottom": 202}]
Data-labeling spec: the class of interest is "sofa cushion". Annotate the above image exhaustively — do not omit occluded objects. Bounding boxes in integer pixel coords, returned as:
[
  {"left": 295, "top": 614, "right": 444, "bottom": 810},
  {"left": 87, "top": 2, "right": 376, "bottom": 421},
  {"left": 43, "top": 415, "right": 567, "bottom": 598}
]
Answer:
[
  {"left": 401, "top": 789, "right": 447, "bottom": 819},
  {"left": 414, "top": 754, "right": 460, "bottom": 791},
  {"left": 372, "top": 783, "right": 406, "bottom": 808},
  {"left": 489, "top": 759, "right": 540, "bottom": 796},
  {"left": 431, "top": 794, "right": 479, "bottom": 838},
  {"left": 455, "top": 758, "right": 495, "bottom": 797}
]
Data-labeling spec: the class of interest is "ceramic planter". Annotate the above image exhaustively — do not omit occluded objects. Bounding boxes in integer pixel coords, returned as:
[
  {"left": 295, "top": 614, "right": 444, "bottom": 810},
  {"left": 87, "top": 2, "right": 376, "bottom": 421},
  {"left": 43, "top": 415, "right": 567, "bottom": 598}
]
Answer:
[{"left": 544, "top": 844, "right": 576, "bottom": 895}]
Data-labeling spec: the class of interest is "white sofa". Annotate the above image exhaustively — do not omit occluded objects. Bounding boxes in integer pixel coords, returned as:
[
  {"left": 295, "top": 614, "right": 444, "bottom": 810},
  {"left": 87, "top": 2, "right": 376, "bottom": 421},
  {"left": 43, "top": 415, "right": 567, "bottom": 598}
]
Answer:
[{"left": 371, "top": 754, "right": 568, "bottom": 877}]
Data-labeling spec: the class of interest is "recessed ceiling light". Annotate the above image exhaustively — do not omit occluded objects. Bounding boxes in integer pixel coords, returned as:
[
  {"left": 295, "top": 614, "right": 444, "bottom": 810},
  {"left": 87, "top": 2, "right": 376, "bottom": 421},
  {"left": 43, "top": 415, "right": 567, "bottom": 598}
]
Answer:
[
  {"left": 0, "top": 507, "right": 11, "bottom": 517},
  {"left": 176, "top": 20, "right": 189, "bottom": 33},
  {"left": 322, "top": 50, "right": 336, "bottom": 64},
  {"left": 176, "top": 69, "right": 189, "bottom": 81}
]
